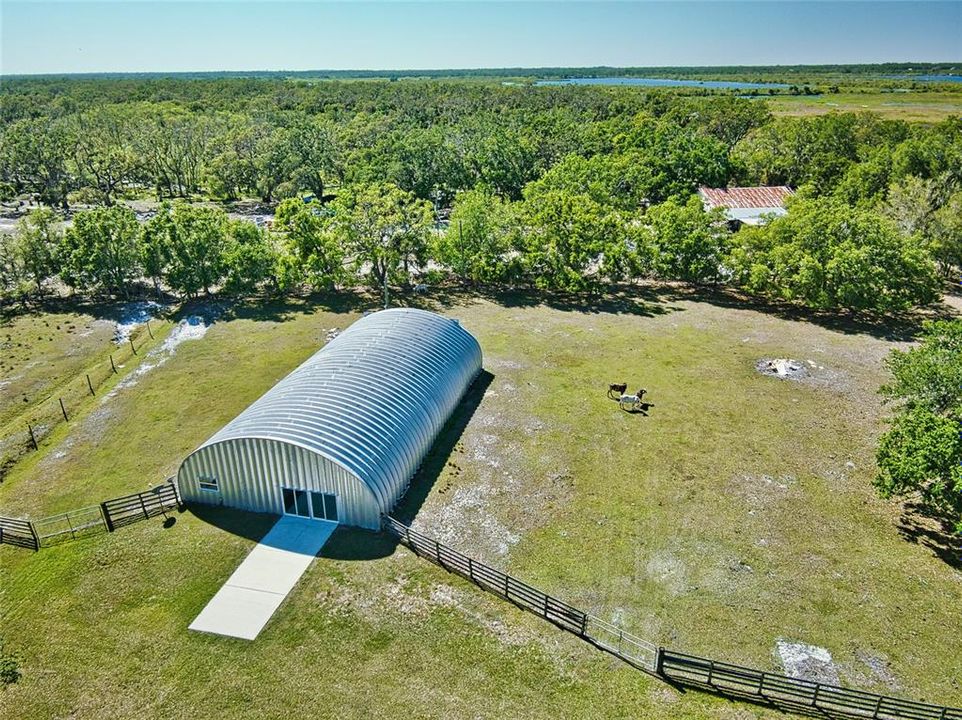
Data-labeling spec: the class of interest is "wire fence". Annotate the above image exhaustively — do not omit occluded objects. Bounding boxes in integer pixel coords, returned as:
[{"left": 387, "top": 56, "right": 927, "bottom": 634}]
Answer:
[
  {"left": 383, "top": 515, "right": 962, "bottom": 720},
  {"left": 32, "top": 505, "right": 107, "bottom": 547}
]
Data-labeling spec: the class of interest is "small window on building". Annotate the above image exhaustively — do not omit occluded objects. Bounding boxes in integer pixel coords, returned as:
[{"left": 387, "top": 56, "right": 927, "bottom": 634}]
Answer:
[{"left": 199, "top": 475, "right": 219, "bottom": 492}]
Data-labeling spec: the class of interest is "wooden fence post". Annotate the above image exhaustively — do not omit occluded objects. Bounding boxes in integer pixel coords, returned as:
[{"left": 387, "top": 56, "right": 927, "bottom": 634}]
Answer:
[
  {"left": 59, "top": 398, "right": 68, "bottom": 421},
  {"left": 110, "top": 354, "right": 117, "bottom": 374},
  {"left": 101, "top": 502, "right": 114, "bottom": 532},
  {"left": 170, "top": 477, "right": 183, "bottom": 507},
  {"left": 655, "top": 647, "right": 665, "bottom": 675},
  {"left": 27, "top": 423, "right": 38, "bottom": 450},
  {"left": 146, "top": 320, "right": 154, "bottom": 339},
  {"left": 467, "top": 557, "right": 474, "bottom": 581},
  {"left": 435, "top": 540, "right": 444, "bottom": 569},
  {"left": 129, "top": 337, "right": 137, "bottom": 355},
  {"left": 28, "top": 520, "right": 40, "bottom": 552},
  {"left": 139, "top": 492, "right": 149, "bottom": 520},
  {"left": 86, "top": 374, "right": 95, "bottom": 396}
]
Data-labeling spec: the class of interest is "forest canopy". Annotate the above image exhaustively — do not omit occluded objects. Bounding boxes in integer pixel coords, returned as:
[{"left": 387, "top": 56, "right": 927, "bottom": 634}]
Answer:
[{"left": 0, "top": 77, "right": 959, "bottom": 312}]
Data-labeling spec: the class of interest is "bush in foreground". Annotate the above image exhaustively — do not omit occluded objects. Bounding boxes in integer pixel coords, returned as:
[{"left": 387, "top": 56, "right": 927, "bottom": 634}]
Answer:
[{"left": 875, "top": 320, "right": 962, "bottom": 531}]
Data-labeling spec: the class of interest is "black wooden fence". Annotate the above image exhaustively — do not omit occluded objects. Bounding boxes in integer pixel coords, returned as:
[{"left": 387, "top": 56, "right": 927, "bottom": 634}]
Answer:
[
  {"left": 0, "top": 481, "right": 183, "bottom": 551},
  {"left": 0, "top": 515, "right": 39, "bottom": 551},
  {"left": 659, "top": 651, "right": 962, "bottom": 720},
  {"left": 384, "top": 516, "right": 962, "bottom": 720},
  {"left": 101, "top": 480, "right": 181, "bottom": 531},
  {"left": 382, "top": 515, "right": 658, "bottom": 669},
  {"left": 383, "top": 515, "right": 588, "bottom": 635}
]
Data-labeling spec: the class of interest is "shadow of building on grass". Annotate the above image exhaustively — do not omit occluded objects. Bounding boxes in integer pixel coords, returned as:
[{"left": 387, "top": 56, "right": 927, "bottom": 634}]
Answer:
[{"left": 184, "top": 370, "right": 494, "bottom": 561}]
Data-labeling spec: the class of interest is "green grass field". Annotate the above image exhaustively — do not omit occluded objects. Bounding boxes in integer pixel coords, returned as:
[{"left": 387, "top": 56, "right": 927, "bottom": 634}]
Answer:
[
  {"left": 0, "top": 305, "right": 123, "bottom": 429},
  {"left": 1, "top": 288, "right": 960, "bottom": 719},
  {"left": 767, "top": 91, "right": 962, "bottom": 122}
]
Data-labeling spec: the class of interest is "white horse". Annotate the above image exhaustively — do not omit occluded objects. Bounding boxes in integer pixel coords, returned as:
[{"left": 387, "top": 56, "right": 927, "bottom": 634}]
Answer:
[{"left": 618, "top": 388, "right": 647, "bottom": 412}]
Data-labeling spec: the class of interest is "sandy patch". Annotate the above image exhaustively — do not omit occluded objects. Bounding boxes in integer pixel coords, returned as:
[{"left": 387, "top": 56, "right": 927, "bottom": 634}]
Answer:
[
  {"left": 776, "top": 640, "right": 841, "bottom": 685},
  {"left": 113, "top": 301, "right": 163, "bottom": 344},
  {"left": 112, "top": 316, "right": 210, "bottom": 393}
]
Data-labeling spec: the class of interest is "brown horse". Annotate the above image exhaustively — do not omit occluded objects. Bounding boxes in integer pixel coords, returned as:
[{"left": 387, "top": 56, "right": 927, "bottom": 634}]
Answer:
[{"left": 608, "top": 382, "right": 628, "bottom": 399}]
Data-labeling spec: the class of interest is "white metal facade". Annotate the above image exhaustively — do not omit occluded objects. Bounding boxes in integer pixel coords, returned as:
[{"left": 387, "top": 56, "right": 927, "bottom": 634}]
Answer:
[{"left": 177, "top": 308, "right": 482, "bottom": 529}]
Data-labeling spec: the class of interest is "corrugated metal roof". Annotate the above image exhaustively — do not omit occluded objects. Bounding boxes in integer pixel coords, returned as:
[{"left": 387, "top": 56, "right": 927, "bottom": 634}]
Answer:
[
  {"left": 698, "top": 186, "right": 794, "bottom": 210},
  {"left": 180, "top": 308, "right": 482, "bottom": 515}
]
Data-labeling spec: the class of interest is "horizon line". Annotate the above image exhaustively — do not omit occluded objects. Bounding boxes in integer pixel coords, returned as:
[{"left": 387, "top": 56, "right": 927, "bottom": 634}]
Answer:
[{"left": 4, "top": 61, "right": 962, "bottom": 79}]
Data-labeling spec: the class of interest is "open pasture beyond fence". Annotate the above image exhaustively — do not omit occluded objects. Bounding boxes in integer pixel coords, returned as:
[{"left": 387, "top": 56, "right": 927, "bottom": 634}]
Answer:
[
  {"left": 4, "top": 316, "right": 170, "bottom": 472},
  {"left": 383, "top": 516, "right": 962, "bottom": 720}
]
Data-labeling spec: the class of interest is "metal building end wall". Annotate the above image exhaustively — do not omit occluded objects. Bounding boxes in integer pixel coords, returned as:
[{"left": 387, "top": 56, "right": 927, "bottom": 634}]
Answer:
[{"left": 177, "top": 309, "right": 483, "bottom": 528}]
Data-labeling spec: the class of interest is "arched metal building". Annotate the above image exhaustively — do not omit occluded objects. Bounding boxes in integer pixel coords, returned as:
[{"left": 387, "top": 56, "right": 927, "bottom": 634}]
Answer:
[{"left": 177, "top": 308, "right": 482, "bottom": 529}]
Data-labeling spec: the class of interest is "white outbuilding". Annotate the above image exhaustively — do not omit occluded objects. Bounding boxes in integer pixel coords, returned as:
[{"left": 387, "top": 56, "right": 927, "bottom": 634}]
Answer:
[{"left": 177, "top": 308, "right": 482, "bottom": 529}]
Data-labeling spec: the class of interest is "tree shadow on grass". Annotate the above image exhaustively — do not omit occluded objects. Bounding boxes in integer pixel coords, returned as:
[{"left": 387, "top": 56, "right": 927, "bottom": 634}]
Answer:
[
  {"left": 897, "top": 502, "right": 962, "bottom": 571},
  {"left": 0, "top": 293, "right": 170, "bottom": 326},
  {"left": 356, "top": 280, "right": 960, "bottom": 343},
  {"left": 650, "top": 283, "right": 960, "bottom": 343},
  {"left": 218, "top": 290, "right": 378, "bottom": 324},
  {"left": 394, "top": 284, "right": 683, "bottom": 319}
]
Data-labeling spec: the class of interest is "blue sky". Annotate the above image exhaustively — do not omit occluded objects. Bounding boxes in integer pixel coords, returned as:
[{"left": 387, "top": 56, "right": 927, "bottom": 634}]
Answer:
[{"left": 2, "top": 1, "right": 960, "bottom": 75}]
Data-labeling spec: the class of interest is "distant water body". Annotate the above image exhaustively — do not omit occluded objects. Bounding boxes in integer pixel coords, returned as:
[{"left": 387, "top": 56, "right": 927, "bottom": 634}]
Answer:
[
  {"left": 534, "top": 77, "right": 789, "bottom": 89},
  {"left": 886, "top": 74, "right": 962, "bottom": 83}
]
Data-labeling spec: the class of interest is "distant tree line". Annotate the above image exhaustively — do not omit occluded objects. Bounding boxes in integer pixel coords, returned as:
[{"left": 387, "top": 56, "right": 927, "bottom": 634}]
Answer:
[{"left": 0, "top": 79, "right": 960, "bottom": 312}]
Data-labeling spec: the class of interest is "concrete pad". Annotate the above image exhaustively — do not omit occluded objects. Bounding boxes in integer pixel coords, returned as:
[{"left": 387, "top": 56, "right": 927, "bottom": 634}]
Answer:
[{"left": 189, "top": 516, "right": 336, "bottom": 640}]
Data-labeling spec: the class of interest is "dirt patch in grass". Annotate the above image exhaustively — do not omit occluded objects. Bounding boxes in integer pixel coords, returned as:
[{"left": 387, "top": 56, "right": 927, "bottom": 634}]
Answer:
[
  {"left": 411, "top": 348, "right": 572, "bottom": 562},
  {"left": 776, "top": 641, "right": 841, "bottom": 685}
]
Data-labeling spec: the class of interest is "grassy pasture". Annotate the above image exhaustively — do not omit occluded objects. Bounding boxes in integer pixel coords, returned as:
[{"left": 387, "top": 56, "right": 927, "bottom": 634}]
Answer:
[
  {"left": 0, "top": 305, "right": 121, "bottom": 429},
  {"left": 1, "top": 288, "right": 960, "bottom": 719},
  {"left": 766, "top": 91, "right": 962, "bottom": 122}
]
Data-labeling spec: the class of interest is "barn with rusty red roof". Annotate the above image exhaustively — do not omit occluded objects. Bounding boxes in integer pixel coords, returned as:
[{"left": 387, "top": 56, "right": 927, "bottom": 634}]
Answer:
[{"left": 698, "top": 185, "right": 794, "bottom": 228}]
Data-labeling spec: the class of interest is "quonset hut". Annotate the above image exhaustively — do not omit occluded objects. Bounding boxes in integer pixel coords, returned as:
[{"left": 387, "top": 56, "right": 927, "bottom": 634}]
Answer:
[{"left": 177, "top": 308, "right": 482, "bottom": 529}]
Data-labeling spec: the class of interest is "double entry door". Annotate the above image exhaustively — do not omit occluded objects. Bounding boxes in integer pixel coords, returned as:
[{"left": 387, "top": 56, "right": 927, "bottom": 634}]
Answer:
[{"left": 282, "top": 487, "right": 338, "bottom": 522}]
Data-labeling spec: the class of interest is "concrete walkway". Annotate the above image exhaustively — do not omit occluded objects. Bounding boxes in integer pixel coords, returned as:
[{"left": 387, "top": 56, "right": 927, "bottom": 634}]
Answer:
[{"left": 189, "top": 515, "right": 337, "bottom": 640}]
